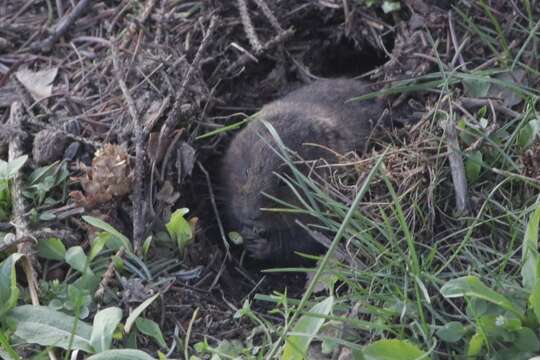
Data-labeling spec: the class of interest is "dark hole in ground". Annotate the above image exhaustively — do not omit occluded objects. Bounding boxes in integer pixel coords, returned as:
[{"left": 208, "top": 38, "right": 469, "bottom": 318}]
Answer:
[
  {"left": 175, "top": 4, "right": 398, "bottom": 338},
  {"left": 306, "top": 36, "right": 388, "bottom": 78},
  {"left": 283, "top": 3, "right": 394, "bottom": 79}
]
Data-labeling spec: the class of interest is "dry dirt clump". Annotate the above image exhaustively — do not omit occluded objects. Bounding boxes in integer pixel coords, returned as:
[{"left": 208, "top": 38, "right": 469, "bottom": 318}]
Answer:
[{"left": 32, "top": 128, "right": 68, "bottom": 165}]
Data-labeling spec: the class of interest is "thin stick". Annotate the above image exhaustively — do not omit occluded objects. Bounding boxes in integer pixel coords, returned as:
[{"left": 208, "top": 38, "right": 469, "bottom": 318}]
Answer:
[
  {"left": 111, "top": 41, "right": 146, "bottom": 253},
  {"left": 444, "top": 110, "right": 470, "bottom": 214},
  {"left": 184, "top": 307, "right": 199, "bottom": 360},
  {"left": 237, "top": 0, "right": 263, "bottom": 54},
  {"left": 252, "top": 0, "right": 283, "bottom": 33},
  {"left": 8, "top": 104, "right": 60, "bottom": 360},
  {"left": 448, "top": 11, "right": 466, "bottom": 70},
  {"left": 197, "top": 161, "right": 230, "bottom": 259},
  {"left": 460, "top": 97, "right": 520, "bottom": 119},
  {"left": 121, "top": 0, "right": 158, "bottom": 49},
  {"left": 225, "top": 28, "right": 294, "bottom": 74},
  {"left": 8, "top": 102, "right": 40, "bottom": 305},
  {"left": 31, "top": 0, "right": 92, "bottom": 52},
  {"left": 95, "top": 248, "right": 125, "bottom": 300},
  {"left": 159, "top": 16, "right": 218, "bottom": 141}
]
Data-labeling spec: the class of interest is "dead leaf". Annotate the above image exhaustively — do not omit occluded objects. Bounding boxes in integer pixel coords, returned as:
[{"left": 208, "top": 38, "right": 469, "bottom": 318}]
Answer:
[
  {"left": 143, "top": 96, "right": 170, "bottom": 132},
  {"left": 147, "top": 128, "right": 184, "bottom": 164},
  {"left": 15, "top": 67, "right": 59, "bottom": 101},
  {"left": 156, "top": 181, "right": 180, "bottom": 205},
  {"left": 487, "top": 69, "right": 527, "bottom": 107},
  {"left": 177, "top": 142, "right": 196, "bottom": 181}
]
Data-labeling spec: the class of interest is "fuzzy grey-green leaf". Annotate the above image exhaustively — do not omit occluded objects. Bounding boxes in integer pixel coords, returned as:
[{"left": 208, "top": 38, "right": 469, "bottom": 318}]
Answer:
[
  {"left": 83, "top": 215, "right": 132, "bottom": 252},
  {"left": 90, "top": 307, "right": 123, "bottom": 352},
  {"left": 441, "top": 276, "right": 523, "bottom": 316},
  {"left": 0, "top": 155, "right": 28, "bottom": 180},
  {"left": 65, "top": 246, "right": 88, "bottom": 273},
  {"left": 283, "top": 296, "right": 334, "bottom": 360},
  {"left": 86, "top": 349, "right": 155, "bottom": 360},
  {"left": 0, "top": 253, "right": 23, "bottom": 317},
  {"left": 437, "top": 322, "right": 466, "bottom": 343},
  {"left": 8, "top": 305, "right": 93, "bottom": 352},
  {"left": 362, "top": 339, "right": 426, "bottom": 360},
  {"left": 37, "top": 238, "right": 66, "bottom": 261},
  {"left": 135, "top": 317, "right": 167, "bottom": 349}
]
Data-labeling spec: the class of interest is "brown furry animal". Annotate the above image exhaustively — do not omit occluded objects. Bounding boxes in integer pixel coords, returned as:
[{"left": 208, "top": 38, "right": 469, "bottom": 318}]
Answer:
[{"left": 221, "top": 78, "right": 385, "bottom": 264}]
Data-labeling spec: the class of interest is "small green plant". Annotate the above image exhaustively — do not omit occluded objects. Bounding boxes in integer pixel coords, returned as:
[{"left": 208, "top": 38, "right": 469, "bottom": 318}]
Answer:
[
  {"left": 0, "top": 155, "right": 28, "bottom": 221},
  {"left": 165, "top": 208, "right": 195, "bottom": 255},
  {"left": 41, "top": 280, "right": 92, "bottom": 319},
  {"left": 0, "top": 250, "right": 163, "bottom": 359},
  {"left": 26, "top": 160, "right": 70, "bottom": 207},
  {"left": 0, "top": 211, "right": 174, "bottom": 358},
  {"left": 438, "top": 203, "right": 540, "bottom": 359},
  {"left": 0, "top": 179, "right": 10, "bottom": 222},
  {"left": 456, "top": 97, "right": 539, "bottom": 186}
]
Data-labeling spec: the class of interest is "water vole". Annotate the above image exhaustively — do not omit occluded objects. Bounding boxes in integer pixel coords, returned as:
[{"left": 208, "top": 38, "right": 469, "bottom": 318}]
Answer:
[{"left": 221, "top": 78, "right": 385, "bottom": 264}]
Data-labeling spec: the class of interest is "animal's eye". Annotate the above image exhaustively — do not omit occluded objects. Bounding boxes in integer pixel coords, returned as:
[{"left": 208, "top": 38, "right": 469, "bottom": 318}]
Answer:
[
  {"left": 277, "top": 177, "right": 288, "bottom": 188},
  {"left": 276, "top": 167, "right": 293, "bottom": 188}
]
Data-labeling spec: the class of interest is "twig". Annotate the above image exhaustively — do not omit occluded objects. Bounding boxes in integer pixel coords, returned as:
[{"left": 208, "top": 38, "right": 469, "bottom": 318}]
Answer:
[
  {"left": 5, "top": 105, "right": 66, "bottom": 360},
  {"left": 7, "top": 103, "right": 40, "bottom": 305},
  {"left": 108, "top": 0, "right": 131, "bottom": 33},
  {"left": 111, "top": 41, "right": 146, "bottom": 253},
  {"left": 252, "top": 0, "right": 283, "bottom": 32},
  {"left": 0, "top": 233, "right": 23, "bottom": 252},
  {"left": 459, "top": 97, "right": 521, "bottom": 119},
  {"left": 14, "top": 79, "right": 102, "bottom": 148},
  {"left": 31, "top": 0, "right": 92, "bottom": 52},
  {"left": 159, "top": 16, "right": 218, "bottom": 142},
  {"left": 154, "top": 0, "right": 167, "bottom": 46},
  {"left": 121, "top": 0, "right": 158, "bottom": 49},
  {"left": 0, "top": 123, "right": 26, "bottom": 142},
  {"left": 237, "top": 0, "right": 263, "bottom": 54},
  {"left": 444, "top": 112, "right": 470, "bottom": 214},
  {"left": 225, "top": 28, "right": 294, "bottom": 74},
  {"left": 55, "top": 0, "right": 64, "bottom": 18},
  {"left": 95, "top": 248, "right": 125, "bottom": 300},
  {"left": 27, "top": 116, "right": 102, "bottom": 148},
  {"left": 8, "top": 0, "right": 39, "bottom": 23},
  {"left": 197, "top": 162, "right": 230, "bottom": 259},
  {"left": 184, "top": 308, "right": 199, "bottom": 360},
  {"left": 448, "top": 11, "right": 466, "bottom": 70}
]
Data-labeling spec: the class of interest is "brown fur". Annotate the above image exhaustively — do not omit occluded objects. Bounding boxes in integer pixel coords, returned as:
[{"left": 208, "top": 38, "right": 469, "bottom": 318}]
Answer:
[{"left": 221, "top": 78, "right": 385, "bottom": 264}]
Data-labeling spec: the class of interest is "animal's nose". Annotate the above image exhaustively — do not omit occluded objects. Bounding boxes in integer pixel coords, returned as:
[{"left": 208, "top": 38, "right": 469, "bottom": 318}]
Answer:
[
  {"left": 240, "top": 213, "right": 261, "bottom": 230},
  {"left": 237, "top": 202, "right": 261, "bottom": 223}
]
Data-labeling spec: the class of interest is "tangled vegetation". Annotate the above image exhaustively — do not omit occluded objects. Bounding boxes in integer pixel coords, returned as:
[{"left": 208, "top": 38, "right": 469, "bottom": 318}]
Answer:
[{"left": 0, "top": 0, "right": 539, "bottom": 359}]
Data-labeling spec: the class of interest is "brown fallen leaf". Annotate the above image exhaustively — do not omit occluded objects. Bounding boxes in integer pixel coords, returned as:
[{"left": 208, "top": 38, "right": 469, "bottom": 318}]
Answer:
[{"left": 15, "top": 67, "right": 59, "bottom": 101}]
